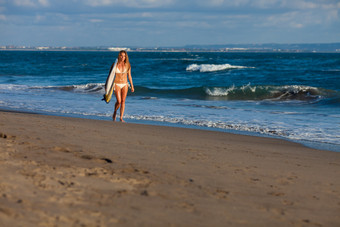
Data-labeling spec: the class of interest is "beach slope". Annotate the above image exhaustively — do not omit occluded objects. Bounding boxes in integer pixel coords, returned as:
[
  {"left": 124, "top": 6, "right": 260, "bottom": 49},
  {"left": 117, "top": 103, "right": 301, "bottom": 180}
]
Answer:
[{"left": 0, "top": 111, "right": 339, "bottom": 226}]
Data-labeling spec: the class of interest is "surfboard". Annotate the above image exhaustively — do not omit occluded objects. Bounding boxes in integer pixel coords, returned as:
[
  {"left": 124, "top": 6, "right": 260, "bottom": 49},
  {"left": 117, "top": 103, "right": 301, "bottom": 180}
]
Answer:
[{"left": 102, "top": 59, "right": 118, "bottom": 103}]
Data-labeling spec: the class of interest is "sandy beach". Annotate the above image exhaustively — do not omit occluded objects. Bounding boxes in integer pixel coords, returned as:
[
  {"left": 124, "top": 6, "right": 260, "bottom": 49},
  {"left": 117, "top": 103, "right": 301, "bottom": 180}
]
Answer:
[{"left": 0, "top": 110, "right": 339, "bottom": 226}]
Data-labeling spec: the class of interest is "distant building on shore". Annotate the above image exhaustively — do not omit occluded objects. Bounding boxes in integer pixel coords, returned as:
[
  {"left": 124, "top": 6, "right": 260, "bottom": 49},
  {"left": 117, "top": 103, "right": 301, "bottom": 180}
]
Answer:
[
  {"left": 36, "top": 46, "right": 49, "bottom": 50},
  {"left": 108, "top": 47, "right": 131, "bottom": 51}
]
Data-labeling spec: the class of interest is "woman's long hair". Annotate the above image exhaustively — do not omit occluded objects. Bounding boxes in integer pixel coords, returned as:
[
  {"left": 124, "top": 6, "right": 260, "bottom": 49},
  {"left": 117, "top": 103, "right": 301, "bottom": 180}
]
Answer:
[{"left": 117, "top": 50, "right": 130, "bottom": 70}]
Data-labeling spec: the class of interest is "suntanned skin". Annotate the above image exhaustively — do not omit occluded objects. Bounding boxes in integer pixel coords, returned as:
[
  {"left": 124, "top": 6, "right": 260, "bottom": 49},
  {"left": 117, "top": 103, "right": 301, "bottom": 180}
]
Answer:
[{"left": 113, "top": 52, "right": 134, "bottom": 122}]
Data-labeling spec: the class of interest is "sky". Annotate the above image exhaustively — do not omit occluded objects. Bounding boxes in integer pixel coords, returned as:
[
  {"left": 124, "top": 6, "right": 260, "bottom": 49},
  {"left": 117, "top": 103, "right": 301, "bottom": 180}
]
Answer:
[{"left": 0, "top": 0, "right": 339, "bottom": 47}]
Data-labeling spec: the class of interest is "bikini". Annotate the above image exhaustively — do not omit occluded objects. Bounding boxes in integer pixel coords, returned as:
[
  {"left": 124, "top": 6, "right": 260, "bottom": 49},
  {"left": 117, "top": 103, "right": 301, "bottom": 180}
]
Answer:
[{"left": 114, "top": 65, "right": 129, "bottom": 89}]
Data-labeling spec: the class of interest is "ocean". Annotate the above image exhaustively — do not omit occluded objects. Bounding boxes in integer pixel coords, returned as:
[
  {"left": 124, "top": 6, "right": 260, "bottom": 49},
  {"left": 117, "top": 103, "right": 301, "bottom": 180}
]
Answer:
[{"left": 0, "top": 51, "right": 339, "bottom": 152}]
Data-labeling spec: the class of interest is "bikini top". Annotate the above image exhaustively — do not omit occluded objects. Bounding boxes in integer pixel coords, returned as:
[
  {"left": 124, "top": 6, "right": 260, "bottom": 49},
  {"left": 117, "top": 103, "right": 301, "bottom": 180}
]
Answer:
[{"left": 116, "top": 66, "right": 128, "bottom": 74}]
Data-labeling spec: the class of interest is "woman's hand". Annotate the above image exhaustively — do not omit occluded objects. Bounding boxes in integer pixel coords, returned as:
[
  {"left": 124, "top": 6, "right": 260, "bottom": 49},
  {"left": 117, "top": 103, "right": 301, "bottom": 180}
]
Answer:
[{"left": 131, "top": 87, "right": 135, "bottom": 92}]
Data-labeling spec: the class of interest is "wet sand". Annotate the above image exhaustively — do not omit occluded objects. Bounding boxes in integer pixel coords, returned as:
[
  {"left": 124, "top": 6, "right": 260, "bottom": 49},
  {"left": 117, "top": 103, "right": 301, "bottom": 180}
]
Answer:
[{"left": 0, "top": 110, "right": 339, "bottom": 226}]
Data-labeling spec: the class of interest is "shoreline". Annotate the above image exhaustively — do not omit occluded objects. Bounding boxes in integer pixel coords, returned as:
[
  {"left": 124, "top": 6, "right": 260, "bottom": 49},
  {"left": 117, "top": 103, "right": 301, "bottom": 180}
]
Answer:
[
  {"left": 1, "top": 110, "right": 340, "bottom": 226},
  {"left": 1, "top": 107, "right": 338, "bottom": 153}
]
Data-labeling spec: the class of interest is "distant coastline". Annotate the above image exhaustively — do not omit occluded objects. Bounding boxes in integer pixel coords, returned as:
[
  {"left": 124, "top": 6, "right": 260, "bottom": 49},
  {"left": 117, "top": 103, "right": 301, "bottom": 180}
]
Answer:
[{"left": 1, "top": 43, "right": 340, "bottom": 53}]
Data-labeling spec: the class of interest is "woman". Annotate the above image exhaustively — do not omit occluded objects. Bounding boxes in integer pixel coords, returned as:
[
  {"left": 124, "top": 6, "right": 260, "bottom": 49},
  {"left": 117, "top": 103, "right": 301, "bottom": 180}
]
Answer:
[{"left": 112, "top": 50, "right": 134, "bottom": 122}]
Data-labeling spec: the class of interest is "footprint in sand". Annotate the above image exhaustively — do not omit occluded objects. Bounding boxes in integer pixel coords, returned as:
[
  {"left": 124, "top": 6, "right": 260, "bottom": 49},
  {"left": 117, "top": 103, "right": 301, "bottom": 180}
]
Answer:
[
  {"left": 277, "top": 174, "right": 298, "bottom": 185},
  {"left": 0, "top": 132, "right": 15, "bottom": 140},
  {"left": 250, "top": 178, "right": 260, "bottom": 182},
  {"left": 179, "top": 202, "right": 195, "bottom": 212},
  {"left": 53, "top": 147, "right": 113, "bottom": 164},
  {"left": 53, "top": 146, "right": 72, "bottom": 153},
  {"left": 100, "top": 158, "right": 113, "bottom": 163},
  {"left": 80, "top": 155, "right": 113, "bottom": 164},
  {"left": 267, "top": 191, "right": 285, "bottom": 197},
  {"left": 0, "top": 207, "right": 12, "bottom": 216},
  {"left": 281, "top": 200, "right": 295, "bottom": 206},
  {"left": 214, "top": 189, "right": 230, "bottom": 199}
]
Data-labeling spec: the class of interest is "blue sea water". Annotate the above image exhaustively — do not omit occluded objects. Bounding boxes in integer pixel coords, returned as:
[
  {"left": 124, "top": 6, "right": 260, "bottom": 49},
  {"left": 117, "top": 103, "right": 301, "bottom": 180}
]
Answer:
[{"left": 0, "top": 51, "right": 339, "bottom": 152}]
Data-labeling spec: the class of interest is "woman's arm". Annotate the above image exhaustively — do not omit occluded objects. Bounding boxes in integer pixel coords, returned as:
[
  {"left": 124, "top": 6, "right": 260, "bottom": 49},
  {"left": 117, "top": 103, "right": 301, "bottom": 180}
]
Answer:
[{"left": 128, "top": 67, "right": 134, "bottom": 92}]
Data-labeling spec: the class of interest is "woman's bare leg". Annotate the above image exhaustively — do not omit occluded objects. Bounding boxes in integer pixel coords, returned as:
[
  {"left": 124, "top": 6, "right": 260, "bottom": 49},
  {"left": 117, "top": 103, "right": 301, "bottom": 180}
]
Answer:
[
  {"left": 119, "top": 85, "right": 129, "bottom": 122},
  {"left": 113, "top": 86, "right": 121, "bottom": 121}
]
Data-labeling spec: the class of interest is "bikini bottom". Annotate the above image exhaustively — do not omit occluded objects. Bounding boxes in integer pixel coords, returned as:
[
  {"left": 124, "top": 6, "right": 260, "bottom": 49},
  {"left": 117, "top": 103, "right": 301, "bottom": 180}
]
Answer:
[{"left": 114, "top": 83, "right": 128, "bottom": 89}]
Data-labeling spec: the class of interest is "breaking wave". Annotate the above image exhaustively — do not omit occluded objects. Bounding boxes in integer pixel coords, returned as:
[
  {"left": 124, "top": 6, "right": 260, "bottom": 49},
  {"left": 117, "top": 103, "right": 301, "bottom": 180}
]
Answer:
[
  {"left": 186, "top": 63, "right": 252, "bottom": 72},
  {"left": 1, "top": 83, "right": 337, "bottom": 103},
  {"left": 56, "top": 83, "right": 104, "bottom": 93},
  {"left": 204, "top": 84, "right": 333, "bottom": 101}
]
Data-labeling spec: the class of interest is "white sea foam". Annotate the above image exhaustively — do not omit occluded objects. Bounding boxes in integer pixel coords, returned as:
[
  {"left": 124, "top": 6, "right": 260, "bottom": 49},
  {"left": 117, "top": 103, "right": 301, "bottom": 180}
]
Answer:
[
  {"left": 140, "top": 97, "right": 158, "bottom": 100},
  {"left": 126, "top": 114, "right": 288, "bottom": 137},
  {"left": 186, "top": 63, "right": 250, "bottom": 72},
  {"left": 0, "top": 83, "right": 105, "bottom": 93},
  {"left": 274, "top": 85, "right": 319, "bottom": 94},
  {"left": 70, "top": 83, "right": 104, "bottom": 93},
  {"left": 124, "top": 113, "right": 340, "bottom": 147},
  {"left": 241, "top": 83, "right": 257, "bottom": 93},
  {"left": 0, "top": 84, "right": 29, "bottom": 90},
  {"left": 205, "top": 83, "right": 263, "bottom": 97},
  {"left": 205, "top": 85, "right": 236, "bottom": 96}
]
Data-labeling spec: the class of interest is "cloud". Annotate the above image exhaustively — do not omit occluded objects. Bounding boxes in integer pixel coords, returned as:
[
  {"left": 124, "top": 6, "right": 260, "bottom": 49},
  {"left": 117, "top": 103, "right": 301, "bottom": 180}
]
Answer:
[
  {"left": 1, "top": 0, "right": 339, "bottom": 46},
  {"left": 13, "top": 0, "right": 49, "bottom": 7},
  {"left": 3, "top": 0, "right": 339, "bottom": 17},
  {"left": 260, "top": 6, "right": 337, "bottom": 30},
  {"left": 38, "top": 0, "right": 49, "bottom": 7},
  {"left": 193, "top": 0, "right": 340, "bottom": 13},
  {"left": 89, "top": 18, "right": 103, "bottom": 23},
  {"left": 85, "top": 0, "right": 174, "bottom": 8},
  {"left": 84, "top": 0, "right": 112, "bottom": 6},
  {"left": 13, "top": 0, "right": 35, "bottom": 7},
  {"left": 3, "top": 0, "right": 338, "bottom": 30}
]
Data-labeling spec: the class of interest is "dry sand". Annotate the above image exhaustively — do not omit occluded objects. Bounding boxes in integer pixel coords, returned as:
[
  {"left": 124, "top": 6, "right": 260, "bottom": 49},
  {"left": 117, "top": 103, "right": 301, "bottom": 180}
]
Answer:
[{"left": 0, "top": 110, "right": 339, "bottom": 226}]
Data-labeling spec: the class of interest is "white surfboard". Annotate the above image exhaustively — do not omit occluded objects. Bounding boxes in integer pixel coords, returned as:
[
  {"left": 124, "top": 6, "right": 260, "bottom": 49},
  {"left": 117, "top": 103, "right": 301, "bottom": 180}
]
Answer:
[{"left": 103, "top": 59, "right": 118, "bottom": 103}]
